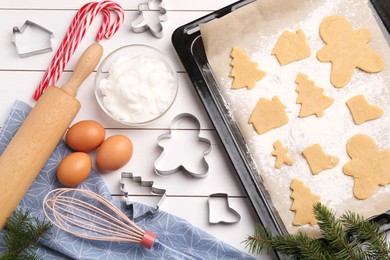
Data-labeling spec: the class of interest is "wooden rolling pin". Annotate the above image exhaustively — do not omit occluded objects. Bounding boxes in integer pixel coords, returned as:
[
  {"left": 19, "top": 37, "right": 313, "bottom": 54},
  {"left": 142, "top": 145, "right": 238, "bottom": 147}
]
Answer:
[{"left": 0, "top": 43, "right": 103, "bottom": 229}]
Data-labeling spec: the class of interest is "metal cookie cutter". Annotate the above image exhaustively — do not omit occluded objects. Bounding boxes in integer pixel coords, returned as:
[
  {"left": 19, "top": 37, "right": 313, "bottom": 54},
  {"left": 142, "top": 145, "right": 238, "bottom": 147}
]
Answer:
[
  {"left": 154, "top": 113, "right": 212, "bottom": 178},
  {"left": 120, "top": 172, "right": 166, "bottom": 221},
  {"left": 208, "top": 193, "right": 241, "bottom": 224},
  {"left": 12, "top": 20, "right": 54, "bottom": 58},
  {"left": 131, "top": 0, "right": 167, "bottom": 38}
]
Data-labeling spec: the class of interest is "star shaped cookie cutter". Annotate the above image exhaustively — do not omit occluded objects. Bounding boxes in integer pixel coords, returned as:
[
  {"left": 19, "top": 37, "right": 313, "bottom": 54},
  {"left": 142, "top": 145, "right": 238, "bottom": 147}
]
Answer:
[
  {"left": 11, "top": 20, "right": 54, "bottom": 58},
  {"left": 131, "top": 0, "right": 167, "bottom": 38},
  {"left": 120, "top": 172, "right": 166, "bottom": 221},
  {"left": 154, "top": 113, "right": 212, "bottom": 178}
]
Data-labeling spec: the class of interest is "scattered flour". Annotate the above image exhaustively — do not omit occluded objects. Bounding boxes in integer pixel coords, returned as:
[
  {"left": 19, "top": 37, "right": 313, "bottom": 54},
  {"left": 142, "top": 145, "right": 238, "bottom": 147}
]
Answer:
[{"left": 210, "top": 0, "right": 390, "bottom": 234}]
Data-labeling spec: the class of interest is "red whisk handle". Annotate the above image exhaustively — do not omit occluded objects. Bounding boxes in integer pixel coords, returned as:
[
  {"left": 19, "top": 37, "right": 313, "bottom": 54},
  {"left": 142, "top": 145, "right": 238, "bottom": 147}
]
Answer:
[{"left": 140, "top": 230, "right": 157, "bottom": 249}]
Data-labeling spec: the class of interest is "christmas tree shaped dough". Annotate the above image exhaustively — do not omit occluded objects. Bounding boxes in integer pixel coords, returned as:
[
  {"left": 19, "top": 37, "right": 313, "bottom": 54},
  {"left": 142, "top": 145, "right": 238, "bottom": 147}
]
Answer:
[
  {"left": 272, "top": 29, "right": 311, "bottom": 65},
  {"left": 346, "top": 95, "right": 383, "bottom": 125},
  {"left": 229, "top": 47, "right": 266, "bottom": 89},
  {"left": 290, "top": 179, "right": 320, "bottom": 226},
  {"left": 249, "top": 96, "right": 288, "bottom": 135},
  {"left": 303, "top": 144, "right": 339, "bottom": 175},
  {"left": 272, "top": 140, "right": 295, "bottom": 168},
  {"left": 295, "top": 73, "right": 334, "bottom": 117},
  {"left": 343, "top": 134, "right": 390, "bottom": 200},
  {"left": 317, "top": 16, "right": 384, "bottom": 88}
]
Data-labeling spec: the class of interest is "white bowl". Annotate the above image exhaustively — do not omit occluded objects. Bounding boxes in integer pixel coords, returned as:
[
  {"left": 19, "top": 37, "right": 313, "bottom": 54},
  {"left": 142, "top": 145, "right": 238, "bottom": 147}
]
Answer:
[{"left": 94, "top": 44, "right": 178, "bottom": 126}]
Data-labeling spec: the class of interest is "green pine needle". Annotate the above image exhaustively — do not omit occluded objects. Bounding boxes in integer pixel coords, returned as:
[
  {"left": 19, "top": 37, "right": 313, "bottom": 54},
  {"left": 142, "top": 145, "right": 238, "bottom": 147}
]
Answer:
[
  {"left": 341, "top": 211, "right": 390, "bottom": 260},
  {"left": 244, "top": 203, "right": 390, "bottom": 259},
  {"left": 0, "top": 209, "right": 52, "bottom": 260}
]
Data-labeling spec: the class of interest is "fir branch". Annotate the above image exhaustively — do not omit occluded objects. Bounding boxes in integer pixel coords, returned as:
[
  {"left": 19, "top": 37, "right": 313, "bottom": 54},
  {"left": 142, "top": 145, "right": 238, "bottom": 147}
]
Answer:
[
  {"left": 270, "top": 232, "right": 331, "bottom": 260},
  {"left": 244, "top": 203, "right": 390, "bottom": 259},
  {"left": 341, "top": 211, "right": 390, "bottom": 260},
  {"left": 0, "top": 209, "right": 52, "bottom": 260},
  {"left": 243, "top": 223, "right": 273, "bottom": 255},
  {"left": 243, "top": 223, "right": 332, "bottom": 259},
  {"left": 313, "top": 203, "right": 365, "bottom": 260}
]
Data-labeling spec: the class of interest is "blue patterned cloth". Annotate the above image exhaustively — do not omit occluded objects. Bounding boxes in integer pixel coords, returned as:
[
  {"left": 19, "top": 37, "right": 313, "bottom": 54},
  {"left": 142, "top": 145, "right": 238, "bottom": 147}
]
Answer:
[{"left": 0, "top": 100, "right": 255, "bottom": 260}]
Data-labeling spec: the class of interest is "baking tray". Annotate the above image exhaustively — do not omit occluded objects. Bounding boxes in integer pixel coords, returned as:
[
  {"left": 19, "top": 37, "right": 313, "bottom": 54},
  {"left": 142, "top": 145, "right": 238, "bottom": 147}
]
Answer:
[{"left": 172, "top": 0, "right": 390, "bottom": 252}]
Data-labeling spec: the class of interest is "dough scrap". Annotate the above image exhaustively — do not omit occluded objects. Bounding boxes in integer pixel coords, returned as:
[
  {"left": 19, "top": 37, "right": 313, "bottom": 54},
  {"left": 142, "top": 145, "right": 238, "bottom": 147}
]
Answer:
[
  {"left": 290, "top": 179, "right": 320, "bottom": 226},
  {"left": 295, "top": 73, "right": 334, "bottom": 117},
  {"left": 229, "top": 47, "right": 266, "bottom": 89},
  {"left": 317, "top": 16, "right": 384, "bottom": 88},
  {"left": 303, "top": 143, "right": 339, "bottom": 175},
  {"left": 346, "top": 95, "right": 383, "bottom": 125},
  {"left": 249, "top": 96, "right": 289, "bottom": 135},
  {"left": 272, "top": 140, "right": 295, "bottom": 168},
  {"left": 272, "top": 29, "right": 311, "bottom": 65},
  {"left": 343, "top": 134, "right": 390, "bottom": 200}
]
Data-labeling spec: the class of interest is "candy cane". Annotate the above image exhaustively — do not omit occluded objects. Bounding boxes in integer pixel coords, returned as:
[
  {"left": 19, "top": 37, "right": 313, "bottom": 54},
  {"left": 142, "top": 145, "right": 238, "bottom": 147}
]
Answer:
[{"left": 33, "top": 1, "right": 124, "bottom": 100}]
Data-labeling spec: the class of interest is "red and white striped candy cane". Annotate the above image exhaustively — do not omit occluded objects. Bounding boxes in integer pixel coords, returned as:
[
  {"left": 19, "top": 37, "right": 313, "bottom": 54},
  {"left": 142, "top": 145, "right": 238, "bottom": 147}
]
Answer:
[{"left": 33, "top": 0, "right": 124, "bottom": 100}]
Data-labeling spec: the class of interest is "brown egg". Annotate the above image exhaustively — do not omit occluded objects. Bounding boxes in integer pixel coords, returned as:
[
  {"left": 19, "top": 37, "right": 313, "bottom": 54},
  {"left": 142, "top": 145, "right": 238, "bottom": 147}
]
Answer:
[
  {"left": 57, "top": 152, "right": 92, "bottom": 187},
  {"left": 96, "top": 135, "right": 133, "bottom": 172},
  {"left": 66, "top": 120, "right": 106, "bottom": 152}
]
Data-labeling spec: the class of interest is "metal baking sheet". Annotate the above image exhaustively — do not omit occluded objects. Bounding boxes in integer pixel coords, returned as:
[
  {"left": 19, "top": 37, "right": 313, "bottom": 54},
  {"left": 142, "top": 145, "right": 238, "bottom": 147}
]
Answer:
[{"left": 172, "top": 0, "right": 390, "bottom": 250}]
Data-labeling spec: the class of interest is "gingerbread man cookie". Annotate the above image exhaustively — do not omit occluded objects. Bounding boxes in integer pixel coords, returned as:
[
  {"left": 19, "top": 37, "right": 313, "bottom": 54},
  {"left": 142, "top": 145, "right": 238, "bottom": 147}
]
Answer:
[
  {"left": 272, "top": 140, "right": 294, "bottom": 169},
  {"left": 317, "top": 16, "right": 384, "bottom": 88},
  {"left": 343, "top": 134, "right": 390, "bottom": 200}
]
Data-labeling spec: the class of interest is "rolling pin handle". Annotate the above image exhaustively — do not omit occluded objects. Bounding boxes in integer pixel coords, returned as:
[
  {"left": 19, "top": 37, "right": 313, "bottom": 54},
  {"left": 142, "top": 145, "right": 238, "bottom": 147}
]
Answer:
[{"left": 62, "top": 43, "right": 103, "bottom": 97}]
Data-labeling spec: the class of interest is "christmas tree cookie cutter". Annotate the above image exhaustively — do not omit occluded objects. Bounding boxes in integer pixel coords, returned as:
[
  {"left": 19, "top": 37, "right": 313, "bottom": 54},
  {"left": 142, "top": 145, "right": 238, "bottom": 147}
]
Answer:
[
  {"left": 208, "top": 193, "right": 241, "bottom": 224},
  {"left": 11, "top": 20, "right": 54, "bottom": 58},
  {"left": 131, "top": 0, "right": 167, "bottom": 38},
  {"left": 154, "top": 113, "right": 212, "bottom": 178},
  {"left": 120, "top": 172, "right": 166, "bottom": 221}
]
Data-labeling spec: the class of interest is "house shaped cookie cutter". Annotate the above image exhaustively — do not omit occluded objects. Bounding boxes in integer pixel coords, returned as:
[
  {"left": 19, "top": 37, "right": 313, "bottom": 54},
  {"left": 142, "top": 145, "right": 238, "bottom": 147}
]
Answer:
[
  {"left": 120, "top": 172, "right": 166, "bottom": 221},
  {"left": 154, "top": 113, "right": 212, "bottom": 178},
  {"left": 12, "top": 20, "right": 54, "bottom": 58},
  {"left": 131, "top": 0, "right": 167, "bottom": 38}
]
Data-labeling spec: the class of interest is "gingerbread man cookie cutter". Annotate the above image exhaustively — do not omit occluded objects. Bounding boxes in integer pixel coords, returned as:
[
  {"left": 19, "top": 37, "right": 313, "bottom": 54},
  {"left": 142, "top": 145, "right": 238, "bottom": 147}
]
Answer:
[
  {"left": 120, "top": 172, "right": 166, "bottom": 221},
  {"left": 154, "top": 113, "right": 212, "bottom": 178},
  {"left": 131, "top": 0, "right": 167, "bottom": 38}
]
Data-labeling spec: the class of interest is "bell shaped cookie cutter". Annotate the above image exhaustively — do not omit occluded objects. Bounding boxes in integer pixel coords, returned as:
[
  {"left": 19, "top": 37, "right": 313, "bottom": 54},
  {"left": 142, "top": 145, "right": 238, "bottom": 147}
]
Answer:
[
  {"left": 131, "top": 0, "right": 167, "bottom": 38},
  {"left": 154, "top": 113, "right": 212, "bottom": 178},
  {"left": 120, "top": 172, "right": 166, "bottom": 221},
  {"left": 12, "top": 20, "right": 54, "bottom": 58}
]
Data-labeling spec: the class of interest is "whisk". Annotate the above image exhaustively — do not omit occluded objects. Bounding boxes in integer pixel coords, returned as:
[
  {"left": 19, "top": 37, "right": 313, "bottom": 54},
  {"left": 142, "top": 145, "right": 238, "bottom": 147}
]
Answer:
[{"left": 43, "top": 188, "right": 157, "bottom": 249}]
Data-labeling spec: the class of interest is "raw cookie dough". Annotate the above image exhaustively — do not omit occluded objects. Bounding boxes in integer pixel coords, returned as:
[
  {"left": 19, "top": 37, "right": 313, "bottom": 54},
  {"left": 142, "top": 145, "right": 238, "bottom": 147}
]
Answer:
[
  {"left": 343, "top": 134, "right": 390, "bottom": 200},
  {"left": 290, "top": 179, "right": 321, "bottom": 226},
  {"left": 295, "top": 73, "right": 334, "bottom": 117},
  {"left": 346, "top": 95, "right": 383, "bottom": 125},
  {"left": 302, "top": 143, "right": 339, "bottom": 174},
  {"left": 272, "top": 140, "right": 295, "bottom": 168},
  {"left": 229, "top": 47, "right": 266, "bottom": 89},
  {"left": 249, "top": 96, "right": 289, "bottom": 135},
  {"left": 317, "top": 16, "right": 384, "bottom": 88},
  {"left": 272, "top": 29, "right": 311, "bottom": 65}
]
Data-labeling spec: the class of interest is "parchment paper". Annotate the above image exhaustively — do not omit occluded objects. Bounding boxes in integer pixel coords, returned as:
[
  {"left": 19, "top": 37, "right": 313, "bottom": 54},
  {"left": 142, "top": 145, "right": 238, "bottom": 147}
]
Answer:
[{"left": 200, "top": 0, "right": 390, "bottom": 236}]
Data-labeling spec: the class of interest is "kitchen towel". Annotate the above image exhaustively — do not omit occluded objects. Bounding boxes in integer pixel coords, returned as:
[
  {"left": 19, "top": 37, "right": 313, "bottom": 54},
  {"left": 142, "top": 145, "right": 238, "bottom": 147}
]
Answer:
[{"left": 0, "top": 100, "right": 255, "bottom": 260}]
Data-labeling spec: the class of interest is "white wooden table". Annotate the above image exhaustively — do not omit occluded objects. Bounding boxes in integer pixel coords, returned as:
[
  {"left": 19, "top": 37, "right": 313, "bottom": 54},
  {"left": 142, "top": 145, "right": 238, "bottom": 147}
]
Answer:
[
  {"left": 0, "top": 0, "right": 262, "bottom": 258},
  {"left": 1, "top": 1, "right": 389, "bottom": 259}
]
